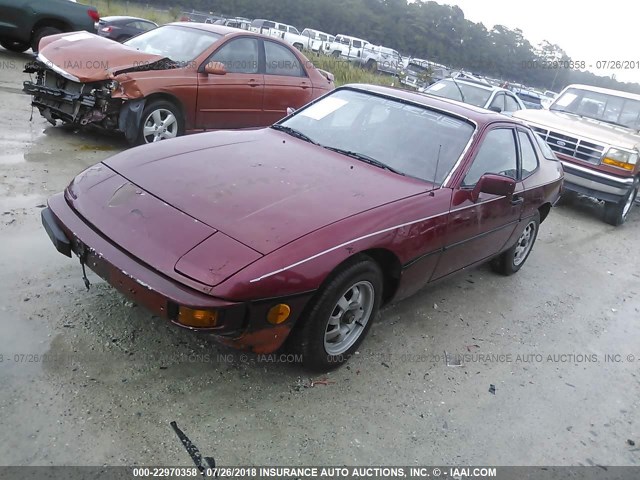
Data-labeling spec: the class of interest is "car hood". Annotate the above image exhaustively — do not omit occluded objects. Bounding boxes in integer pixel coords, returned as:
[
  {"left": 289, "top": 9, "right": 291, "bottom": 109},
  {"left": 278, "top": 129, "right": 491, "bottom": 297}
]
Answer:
[
  {"left": 37, "top": 31, "right": 169, "bottom": 83},
  {"left": 104, "top": 128, "right": 431, "bottom": 254},
  {"left": 513, "top": 108, "right": 640, "bottom": 151}
]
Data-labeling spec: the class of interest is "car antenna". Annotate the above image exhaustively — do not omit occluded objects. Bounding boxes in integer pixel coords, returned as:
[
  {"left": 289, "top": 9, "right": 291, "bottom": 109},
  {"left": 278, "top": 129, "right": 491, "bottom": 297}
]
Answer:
[
  {"left": 430, "top": 144, "right": 442, "bottom": 196},
  {"left": 450, "top": 74, "right": 466, "bottom": 103}
]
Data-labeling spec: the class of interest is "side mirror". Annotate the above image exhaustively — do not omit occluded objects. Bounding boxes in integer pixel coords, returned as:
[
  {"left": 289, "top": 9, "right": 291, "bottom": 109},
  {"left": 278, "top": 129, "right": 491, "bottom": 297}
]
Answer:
[
  {"left": 286, "top": 107, "right": 296, "bottom": 116},
  {"left": 203, "top": 61, "right": 226, "bottom": 75},
  {"left": 489, "top": 106, "right": 502, "bottom": 113},
  {"left": 471, "top": 174, "right": 516, "bottom": 202}
]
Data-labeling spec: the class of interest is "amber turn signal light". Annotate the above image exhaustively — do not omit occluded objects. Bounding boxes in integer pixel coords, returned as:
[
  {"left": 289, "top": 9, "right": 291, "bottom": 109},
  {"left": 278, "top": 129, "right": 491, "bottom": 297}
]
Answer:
[
  {"left": 267, "top": 304, "right": 291, "bottom": 324},
  {"left": 602, "top": 157, "right": 634, "bottom": 171},
  {"left": 178, "top": 307, "right": 218, "bottom": 328}
]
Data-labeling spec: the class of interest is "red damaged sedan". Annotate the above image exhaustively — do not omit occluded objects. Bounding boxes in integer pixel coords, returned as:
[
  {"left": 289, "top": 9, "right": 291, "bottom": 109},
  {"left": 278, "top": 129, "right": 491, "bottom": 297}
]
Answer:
[{"left": 42, "top": 85, "right": 563, "bottom": 370}]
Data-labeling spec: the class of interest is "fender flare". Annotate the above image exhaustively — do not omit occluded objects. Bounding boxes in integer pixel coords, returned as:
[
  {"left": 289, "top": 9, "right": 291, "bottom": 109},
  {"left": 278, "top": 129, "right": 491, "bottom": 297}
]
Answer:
[{"left": 118, "top": 98, "right": 146, "bottom": 144}]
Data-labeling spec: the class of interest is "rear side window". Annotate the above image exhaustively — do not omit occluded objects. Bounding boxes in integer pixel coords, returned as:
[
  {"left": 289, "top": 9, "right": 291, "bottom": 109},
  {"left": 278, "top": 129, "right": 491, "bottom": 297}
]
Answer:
[
  {"left": 533, "top": 132, "right": 558, "bottom": 160},
  {"left": 352, "top": 40, "right": 362, "bottom": 48},
  {"left": 265, "top": 41, "right": 304, "bottom": 77},
  {"left": 210, "top": 38, "right": 259, "bottom": 74},
  {"left": 518, "top": 131, "right": 539, "bottom": 177}
]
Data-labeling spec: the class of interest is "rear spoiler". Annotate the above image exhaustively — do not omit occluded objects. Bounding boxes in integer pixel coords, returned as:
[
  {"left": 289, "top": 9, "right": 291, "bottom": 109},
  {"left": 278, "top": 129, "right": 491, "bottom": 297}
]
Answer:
[{"left": 317, "top": 68, "right": 335, "bottom": 83}]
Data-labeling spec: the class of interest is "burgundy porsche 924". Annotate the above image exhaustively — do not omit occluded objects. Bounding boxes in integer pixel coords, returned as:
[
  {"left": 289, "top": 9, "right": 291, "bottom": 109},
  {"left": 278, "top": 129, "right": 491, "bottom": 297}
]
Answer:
[{"left": 42, "top": 85, "right": 563, "bottom": 370}]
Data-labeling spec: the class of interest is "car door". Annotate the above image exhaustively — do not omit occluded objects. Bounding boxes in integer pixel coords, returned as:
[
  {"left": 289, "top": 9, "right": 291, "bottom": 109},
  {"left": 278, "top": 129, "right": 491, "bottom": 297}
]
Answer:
[
  {"left": 432, "top": 126, "right": 524, "bottom": 279},
  {"left": 196, "top": 37, "right": 264, "bottom": 129},
  {"left": 262, "top": 39, "right": 314, "bottom": 124}
]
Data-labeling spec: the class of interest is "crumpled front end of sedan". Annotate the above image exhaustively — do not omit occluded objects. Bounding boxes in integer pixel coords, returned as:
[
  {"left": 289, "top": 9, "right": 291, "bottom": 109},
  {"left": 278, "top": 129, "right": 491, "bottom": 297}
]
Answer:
[{"left": 22, "top": 32, "right": 176, "bottom": 139}]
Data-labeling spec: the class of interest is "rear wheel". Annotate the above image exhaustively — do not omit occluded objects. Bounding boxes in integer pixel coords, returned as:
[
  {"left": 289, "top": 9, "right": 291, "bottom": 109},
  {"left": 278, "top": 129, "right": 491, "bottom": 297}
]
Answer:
[
  {"left": 289, "top": 257, "right": 383, "bottom": 371},
  {"left": 491, "top": 212, "right": 540, "bottom": 276},
  {"left": 136, "top": 100, "right": 183, "bottom": 145},
  {"left": 31, "top": 27, "right": 62, "bottom": 53},
  {"left": 0, "top": 39, "right": 30, "bottom": 53},
  {"left": 603, "top": 183, "right": 638, "bottom": 226}
]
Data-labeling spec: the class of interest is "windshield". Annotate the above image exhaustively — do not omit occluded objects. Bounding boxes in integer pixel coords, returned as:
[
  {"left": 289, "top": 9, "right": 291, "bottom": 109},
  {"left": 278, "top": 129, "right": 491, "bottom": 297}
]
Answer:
[
  {"left": 124, "top": 25, "right": 222, "bottom": 63},
  {"left": 277, "top": 89, "right": 475, "bottom": 185},
  {"left": 550, "top": 87, "right": 640, "bottom": 130},
  {"left": 426, "top": 80, "right": 493, "bottom": 108}
]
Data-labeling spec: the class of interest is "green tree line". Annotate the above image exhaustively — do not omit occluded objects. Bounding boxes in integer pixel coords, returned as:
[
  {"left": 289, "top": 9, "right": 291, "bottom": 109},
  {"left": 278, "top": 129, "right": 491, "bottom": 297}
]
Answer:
[{"left": 131, "top": 0, "right": 640, "bottom": 93}]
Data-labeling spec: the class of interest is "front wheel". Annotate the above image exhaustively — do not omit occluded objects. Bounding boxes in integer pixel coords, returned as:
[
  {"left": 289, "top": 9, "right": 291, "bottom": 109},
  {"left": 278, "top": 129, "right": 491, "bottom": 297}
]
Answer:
[
  {"left": 31, "top": 27, "right": 62, "bottom": 53},
  {"left": 491, "top": 212, "right": 540, "bottom": 276},
  {"left": 290, "top": 257, "right": 383, "bottom": 371},
  {"left": 603, "top": 183, "right": 638, "bottom": 226},
  {"left": 0, "top": 40, "right": 30, "bottom": 53},
  {"left": 136, "top": 100, "right": 183, "bottom": 145}
]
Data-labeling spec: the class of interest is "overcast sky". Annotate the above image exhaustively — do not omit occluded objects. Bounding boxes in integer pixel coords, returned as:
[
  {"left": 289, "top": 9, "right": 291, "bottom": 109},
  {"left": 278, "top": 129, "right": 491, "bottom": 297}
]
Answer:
[{"left": 441, "top": 0, "right": 640, "bottom": 83}]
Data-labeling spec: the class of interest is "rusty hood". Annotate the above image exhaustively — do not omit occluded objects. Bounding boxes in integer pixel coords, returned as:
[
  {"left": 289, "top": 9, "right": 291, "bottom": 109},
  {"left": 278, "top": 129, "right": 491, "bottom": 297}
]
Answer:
[{"left": 37, "top": 31, "right": 170, "bottom": 83}]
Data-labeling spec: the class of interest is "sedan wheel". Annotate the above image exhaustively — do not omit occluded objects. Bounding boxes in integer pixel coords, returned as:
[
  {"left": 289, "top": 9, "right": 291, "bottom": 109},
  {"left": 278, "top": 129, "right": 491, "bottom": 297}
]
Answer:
[
  {"left": 136, "top": 100, "right": 183, "bottom": 145},
  {"left": 288, "top": 256, "right": 383, "bottom": 371},
  {"left": 513, "top": 221, "right": 536, "bottom": 267}
]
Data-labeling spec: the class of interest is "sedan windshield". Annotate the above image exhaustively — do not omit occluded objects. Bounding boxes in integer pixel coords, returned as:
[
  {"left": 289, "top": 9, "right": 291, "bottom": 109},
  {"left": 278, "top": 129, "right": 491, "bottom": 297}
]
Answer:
[
  {"left": 550, "top": 87, "right": 640, "bottom": 130},
  {"left": 124, "top": 25, "right": 222, "bottom": 63},
  {"left": 278, "top": 89, "right": 475, "bottom": 185},
  {"left": 426, "top": 80, "right": 493, "bottom": 108}
]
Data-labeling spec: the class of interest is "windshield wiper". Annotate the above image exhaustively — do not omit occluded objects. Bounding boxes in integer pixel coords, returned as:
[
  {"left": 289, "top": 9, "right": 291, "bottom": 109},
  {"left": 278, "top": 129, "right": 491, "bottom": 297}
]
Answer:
[
  {"left": 323, "top": 146, "right": 405, "bottom": 175},
  {"left": 271, "top": 124, "right": 318, "bottom": 145}
]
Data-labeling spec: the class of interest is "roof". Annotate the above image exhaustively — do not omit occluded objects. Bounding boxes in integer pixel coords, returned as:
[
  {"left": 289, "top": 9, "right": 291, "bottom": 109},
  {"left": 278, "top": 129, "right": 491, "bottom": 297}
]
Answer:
[
  {"left": 345, "top": 84, "right": 516, "bottom": 127},
  {"left": 167, "top": 21, "right": 254, "bottom": 36},
  {"left": 563, "top": 84, "right": 640, "bottom": 102}
]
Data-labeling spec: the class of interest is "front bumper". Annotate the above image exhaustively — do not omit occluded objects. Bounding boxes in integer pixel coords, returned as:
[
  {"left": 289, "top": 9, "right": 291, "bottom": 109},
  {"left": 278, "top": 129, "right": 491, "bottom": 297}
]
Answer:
[
  {"left": 42, "top": 193, "right": 314, "bottom": 353},
  {"left": 560, "top": 160, "right": 636, "bottom": 202}
]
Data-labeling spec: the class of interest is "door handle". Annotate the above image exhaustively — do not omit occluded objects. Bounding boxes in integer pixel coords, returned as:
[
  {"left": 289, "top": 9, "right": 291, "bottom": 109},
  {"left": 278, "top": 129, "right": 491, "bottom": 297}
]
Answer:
[
  {"left": 300, "top": 82, "right": 310, "bottom": 89},
  {"left": 248, "top": 79, "right": 260, "bottom": 87},
  {"left": 511, "top": 194, "right": 524, "bottom": 206}
]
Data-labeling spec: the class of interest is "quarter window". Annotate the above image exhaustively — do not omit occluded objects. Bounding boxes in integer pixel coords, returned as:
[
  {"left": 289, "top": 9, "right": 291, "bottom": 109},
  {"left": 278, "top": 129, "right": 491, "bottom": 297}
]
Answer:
[
  {"left": 264, "top": 41, "right": 304, "bottom": 77},
  {"left": 210, "top": 38, "right": 259, "bottom": 74},
  {"left": 463, "top": 129, "right": 518, "bottom": 187},
  {"left": 518, "top": 131, "right": 539, "bottom": 177}
]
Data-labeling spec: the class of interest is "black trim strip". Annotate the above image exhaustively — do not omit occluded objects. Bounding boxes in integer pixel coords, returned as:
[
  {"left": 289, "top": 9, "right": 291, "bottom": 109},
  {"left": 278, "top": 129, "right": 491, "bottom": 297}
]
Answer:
[
  {"left": 445, "top": 219, "right": 520, "bottom": 251},
  {"left": 402, "top": 248, "right": 444, "bottom": 269}
]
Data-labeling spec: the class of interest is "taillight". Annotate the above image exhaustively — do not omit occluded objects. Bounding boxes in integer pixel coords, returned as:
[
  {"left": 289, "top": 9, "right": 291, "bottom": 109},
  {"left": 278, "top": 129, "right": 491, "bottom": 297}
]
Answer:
[
  {"left": 88, "top": 9, "right": 100, "bottom": 22},
  {"left": 101, "top": 26, "right": 112, "bottom": 33}
]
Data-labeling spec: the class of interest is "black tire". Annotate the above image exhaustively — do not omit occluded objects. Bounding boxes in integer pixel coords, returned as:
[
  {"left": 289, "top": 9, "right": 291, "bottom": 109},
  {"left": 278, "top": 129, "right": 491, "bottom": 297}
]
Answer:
[
  {"left": 135, "top": 99, "right": 184, "bottom": 145},
  {"left": 331, "top": 50, "right": 341, "bottom": 58},
  {"left": 31, "top": 27, "right": 62, "bottom": 53},
  {"left": 366, "top": 59, "right": 378, "bottom": 72},
  {"left": 603, "top": 183, "right": 638, "bottom": 226},
  {"left": 293, "top": 43, "right": 303, "bottom": 51},
  {"left": 289, "top": 256, "right": 383, "bottom": 371},
  {"left": 491, "top": 211, "right": 540, "bottom": 276},
  {"left": 0, "top": 40, "right": 30, "bottom": 53}
]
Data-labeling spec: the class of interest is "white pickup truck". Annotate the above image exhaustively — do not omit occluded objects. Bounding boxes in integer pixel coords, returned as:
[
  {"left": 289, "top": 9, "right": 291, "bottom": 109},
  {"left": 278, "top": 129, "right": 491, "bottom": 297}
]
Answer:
[
  {"left": 329, "top": 34, "right": 369, "bottom": 62},
  {"left": 361, "top": 45, "right": 404, "bottom": 75},
  {"left": 300, "top": 28, "right": 335, "bottom": 53},
  {"left": 249, "top": 19, "right": 309, "bottom": 50}
]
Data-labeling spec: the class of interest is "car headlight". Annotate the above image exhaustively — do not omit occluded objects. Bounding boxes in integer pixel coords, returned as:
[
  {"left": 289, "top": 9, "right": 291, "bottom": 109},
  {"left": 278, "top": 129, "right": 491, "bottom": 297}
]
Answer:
[{"left": 602, "top": 148, "right": 638, "bottom": 171}]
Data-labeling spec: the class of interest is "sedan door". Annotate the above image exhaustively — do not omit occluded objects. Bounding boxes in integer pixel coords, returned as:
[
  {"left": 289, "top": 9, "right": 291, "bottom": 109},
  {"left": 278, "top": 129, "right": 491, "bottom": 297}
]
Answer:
[
  {"left": 432, "top": 127, "right": 524, "bottom": 279},
  {"left": 196, "top": 37, "right": 264, "bottom": 129},
  {"left": 262, "top": 40, "right": 314, "bottom": 125}
]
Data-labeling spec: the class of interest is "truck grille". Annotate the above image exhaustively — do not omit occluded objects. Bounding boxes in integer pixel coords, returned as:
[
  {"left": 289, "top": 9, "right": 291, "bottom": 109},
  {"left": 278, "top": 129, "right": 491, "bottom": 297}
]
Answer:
[{"left": 531, "top": 126, "right": 605, "bottom": 164}]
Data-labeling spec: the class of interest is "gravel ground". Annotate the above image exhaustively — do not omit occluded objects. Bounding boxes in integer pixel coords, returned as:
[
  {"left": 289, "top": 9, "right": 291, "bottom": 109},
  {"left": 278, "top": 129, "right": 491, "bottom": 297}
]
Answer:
[{"left": 0, "top": 46, "right": 639, "bottom": 469}]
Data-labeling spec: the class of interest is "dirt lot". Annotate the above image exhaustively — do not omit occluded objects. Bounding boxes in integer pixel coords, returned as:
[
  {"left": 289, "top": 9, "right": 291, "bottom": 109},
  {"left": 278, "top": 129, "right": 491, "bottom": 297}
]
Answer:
[{"left": 0, "top": 46, "right": 639, "bottom": 468}]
